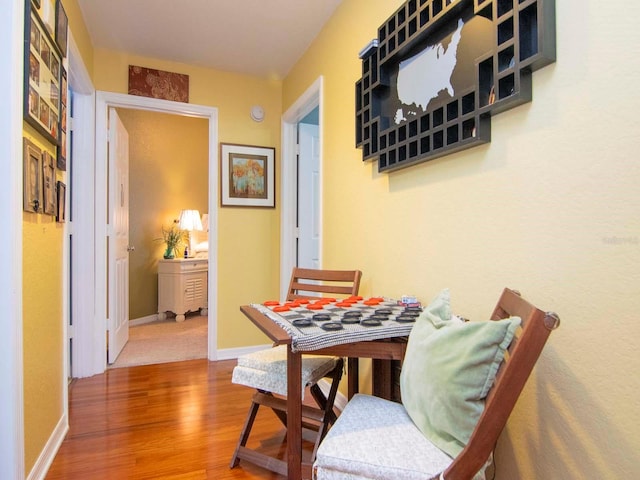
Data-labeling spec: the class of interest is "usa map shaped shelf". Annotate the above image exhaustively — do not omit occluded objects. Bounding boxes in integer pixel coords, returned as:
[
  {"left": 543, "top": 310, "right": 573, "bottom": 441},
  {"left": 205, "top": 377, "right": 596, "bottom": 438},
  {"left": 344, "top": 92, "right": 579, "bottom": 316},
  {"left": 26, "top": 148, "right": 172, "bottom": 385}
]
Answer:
[{"left": 356, "top": 0, "right": 556, "bottom": 172}]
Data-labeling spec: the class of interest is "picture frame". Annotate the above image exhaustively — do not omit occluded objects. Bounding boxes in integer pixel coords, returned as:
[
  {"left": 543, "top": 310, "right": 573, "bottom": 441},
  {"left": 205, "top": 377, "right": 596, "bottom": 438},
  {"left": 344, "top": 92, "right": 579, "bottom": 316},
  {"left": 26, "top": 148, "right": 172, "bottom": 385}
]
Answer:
[
  {"left": 38, "top": 0, "right": 56, "bottom": 37},
  {"left": 42, "top": 150, "right": 56, "bottom": 215},
  {"left": 24, "top": 0, "right": 62, "bottom": 146},
  {"left": 57, "top": 66, "right": 67, "bottom": 170},
  {"left": 23, "top": 138, "right": 43, "bottom": 213},
  {"left": 220, "top": 143, "right": 275, "bottom": 208},
  {"left": 55, "top": 0, "right": 68, "bottom": 56},
  {"left": 56, "top": 181, "right": 66, "bottom": 222}
]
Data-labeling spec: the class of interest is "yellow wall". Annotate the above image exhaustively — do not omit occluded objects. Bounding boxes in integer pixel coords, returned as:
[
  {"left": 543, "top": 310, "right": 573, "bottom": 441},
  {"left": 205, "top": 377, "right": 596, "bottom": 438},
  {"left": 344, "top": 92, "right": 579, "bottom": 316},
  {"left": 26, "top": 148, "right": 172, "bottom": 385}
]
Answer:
[
  {"left": 21, "top": 0, "right": 90, "bottom": 470},
  {"left": 93, "top": 49, "right": 283, "bottom": 348},
  {"left": 22, "top": 129, "right": 64, "bottom": 474},
  {"left": 117, "top": 109, "right": 208, "bottom": 319},
  {"left": 61, "top": 0, "right": 94, "bottom": 78},
  {"left": 283, "top": 0, "right": 640, "bottom": 478}
]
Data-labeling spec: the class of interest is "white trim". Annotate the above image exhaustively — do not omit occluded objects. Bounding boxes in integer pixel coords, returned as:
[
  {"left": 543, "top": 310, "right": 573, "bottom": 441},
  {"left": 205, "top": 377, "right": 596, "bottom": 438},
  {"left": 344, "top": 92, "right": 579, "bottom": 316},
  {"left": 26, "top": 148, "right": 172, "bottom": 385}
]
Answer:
[
  {"left": 25, "top": 414, "right": 68, "bottom": 480},
  {"left": 129, "top": 314, "right": 161, "bottom": 327},
  {"left": 95, "top": 92, "right": 219, "bottom": 370},
  {"left": 0, "top": 0, "right": 25, "bottom": 477},
  {"left": 67, "top": 31, "right": 100, "bottom": 378},
  {"left": 280, "top": 76, "right": 324, "bottom": 298},
  {"left": 216, "top": 344, "right": 273, "bottom": 361}
]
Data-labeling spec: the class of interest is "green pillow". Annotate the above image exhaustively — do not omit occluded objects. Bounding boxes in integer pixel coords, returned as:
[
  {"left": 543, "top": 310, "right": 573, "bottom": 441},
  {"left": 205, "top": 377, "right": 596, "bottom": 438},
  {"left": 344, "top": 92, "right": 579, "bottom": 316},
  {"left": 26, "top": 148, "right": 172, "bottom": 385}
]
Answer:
[{"left": 400, "top": 290, "right": 521, "bottom": 458}]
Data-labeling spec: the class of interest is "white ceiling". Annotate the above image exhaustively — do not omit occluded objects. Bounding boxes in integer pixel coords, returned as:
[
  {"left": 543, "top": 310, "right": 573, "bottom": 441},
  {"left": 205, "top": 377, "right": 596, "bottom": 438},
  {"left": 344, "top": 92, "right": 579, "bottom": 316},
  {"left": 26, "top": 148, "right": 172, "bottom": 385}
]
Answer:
[{"left": 76, "top": 0, "right": 344, "bottom": 79}]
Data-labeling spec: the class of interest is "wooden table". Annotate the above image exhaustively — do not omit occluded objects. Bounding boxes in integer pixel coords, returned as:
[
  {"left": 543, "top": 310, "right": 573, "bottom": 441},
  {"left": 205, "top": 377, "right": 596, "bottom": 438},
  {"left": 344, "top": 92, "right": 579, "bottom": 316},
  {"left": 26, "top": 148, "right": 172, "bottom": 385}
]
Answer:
[{"left": 240, "top": 305, "right": 408, "bottom": 480}]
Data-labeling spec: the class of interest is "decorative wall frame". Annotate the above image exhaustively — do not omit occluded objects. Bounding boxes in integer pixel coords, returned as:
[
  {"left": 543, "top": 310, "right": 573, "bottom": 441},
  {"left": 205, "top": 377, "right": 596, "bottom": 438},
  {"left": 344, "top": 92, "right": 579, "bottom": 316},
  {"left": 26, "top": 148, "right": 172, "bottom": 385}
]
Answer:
[
  {"left": 56, "top": 181, "right": 66, "bottom": 222},
  {"left": 23, "top": 138, "right": 42, "bottom": 213},
  {"left": 220, "top": 143, "right": 275, "bottom": 208},
  {"left": 55, "top": 0, "right": 68, "bottom": 56},
  {"left": 57, "top": 66, "right": 67, "bottom": 170},
  {"left": 24, "top": 0, "right": 62, "bottom": 146},
  {"left": 42, "top": 150, "right": 56, "bottom": 215},
  {"left": 356, "top": 0, "right": 556, "bottom": 172}
]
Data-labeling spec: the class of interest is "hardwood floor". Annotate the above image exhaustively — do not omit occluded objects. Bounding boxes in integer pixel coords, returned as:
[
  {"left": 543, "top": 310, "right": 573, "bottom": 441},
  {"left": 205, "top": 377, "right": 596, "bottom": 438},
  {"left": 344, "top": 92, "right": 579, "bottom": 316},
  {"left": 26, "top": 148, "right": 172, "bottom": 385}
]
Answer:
[{"left": 46, "top": 359, "right": 312, "bottom": 479}]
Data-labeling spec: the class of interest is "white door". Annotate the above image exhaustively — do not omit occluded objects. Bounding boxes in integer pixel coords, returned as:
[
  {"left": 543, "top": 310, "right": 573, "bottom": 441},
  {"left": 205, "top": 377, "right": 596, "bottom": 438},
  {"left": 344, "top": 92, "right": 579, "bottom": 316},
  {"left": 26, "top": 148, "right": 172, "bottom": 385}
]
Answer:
[
  {"left": 297, "top": 122, "right": 320, "bottom": 269},
  {"left": 107, "top": 108, "right": 130, "bottom": 363}
]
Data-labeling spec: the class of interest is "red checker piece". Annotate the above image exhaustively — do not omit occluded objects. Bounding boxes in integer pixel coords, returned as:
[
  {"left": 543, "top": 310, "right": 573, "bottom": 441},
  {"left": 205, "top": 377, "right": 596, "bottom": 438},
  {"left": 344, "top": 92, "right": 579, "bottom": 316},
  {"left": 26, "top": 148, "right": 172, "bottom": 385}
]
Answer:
[
  {"left": 263, "top": 300, "right": 280, "bottom": 306},
  {"left": 272, "top": 305, "right": 290, "bottom": 312},
  {"left": 307, "top": 303, "right": 325, "bottom": 310},
  {"left": 364, "top": 298, "right": 382, "bottom": 306},
  {"left": 335, "top": 301, "right": 353, "bottom": 307}
]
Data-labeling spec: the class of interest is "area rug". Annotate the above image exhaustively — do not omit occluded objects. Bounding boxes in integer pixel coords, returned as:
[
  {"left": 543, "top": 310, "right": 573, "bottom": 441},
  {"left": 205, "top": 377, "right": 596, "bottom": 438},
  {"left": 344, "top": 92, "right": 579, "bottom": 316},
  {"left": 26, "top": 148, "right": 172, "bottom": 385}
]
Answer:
[{"left": 110, "top": 315, "right": 208, "bottom": 368}]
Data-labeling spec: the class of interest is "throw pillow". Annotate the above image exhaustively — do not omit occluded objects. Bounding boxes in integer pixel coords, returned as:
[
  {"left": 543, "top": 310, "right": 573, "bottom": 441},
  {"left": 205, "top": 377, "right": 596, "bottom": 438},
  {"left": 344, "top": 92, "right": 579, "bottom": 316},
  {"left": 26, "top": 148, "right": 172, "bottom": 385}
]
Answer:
[{"left": 400, "top": 290, "right": 521, "bottom": 458}]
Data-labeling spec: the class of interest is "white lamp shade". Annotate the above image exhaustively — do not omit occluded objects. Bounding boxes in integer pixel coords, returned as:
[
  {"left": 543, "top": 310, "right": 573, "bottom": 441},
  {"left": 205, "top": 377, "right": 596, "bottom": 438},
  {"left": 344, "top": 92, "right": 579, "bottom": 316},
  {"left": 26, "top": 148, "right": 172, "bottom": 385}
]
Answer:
[{"left": 178, "top": 209, "right": 203, "bottom": 231}]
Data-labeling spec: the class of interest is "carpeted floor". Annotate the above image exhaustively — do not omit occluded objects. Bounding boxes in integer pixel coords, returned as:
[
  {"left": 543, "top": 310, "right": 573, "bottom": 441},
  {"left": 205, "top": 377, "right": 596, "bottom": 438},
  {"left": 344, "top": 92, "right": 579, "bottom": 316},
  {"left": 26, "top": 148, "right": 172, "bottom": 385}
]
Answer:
[{"left": 110, "top": 314, "right": 208, "bottom": 368}]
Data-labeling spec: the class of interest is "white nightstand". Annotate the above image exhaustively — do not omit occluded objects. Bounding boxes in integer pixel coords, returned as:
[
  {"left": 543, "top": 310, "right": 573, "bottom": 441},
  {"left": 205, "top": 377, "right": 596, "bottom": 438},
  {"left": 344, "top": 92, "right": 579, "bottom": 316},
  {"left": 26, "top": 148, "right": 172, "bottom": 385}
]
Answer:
[{"left": 157, "top": 258, "right": 208, "bottom": 322}]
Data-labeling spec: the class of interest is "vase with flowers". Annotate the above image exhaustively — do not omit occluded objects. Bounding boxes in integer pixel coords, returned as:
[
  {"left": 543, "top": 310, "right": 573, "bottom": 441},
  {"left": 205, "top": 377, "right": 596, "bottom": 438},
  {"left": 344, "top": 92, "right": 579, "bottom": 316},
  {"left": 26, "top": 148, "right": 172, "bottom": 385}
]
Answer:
[{"left": 160, "top": 223, "right": 186, "bottom": 259}]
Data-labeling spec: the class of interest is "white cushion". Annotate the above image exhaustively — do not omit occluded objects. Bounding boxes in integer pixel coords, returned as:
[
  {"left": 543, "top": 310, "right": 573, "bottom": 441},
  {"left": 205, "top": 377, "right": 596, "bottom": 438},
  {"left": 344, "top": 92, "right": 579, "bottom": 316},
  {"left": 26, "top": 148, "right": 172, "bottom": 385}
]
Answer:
[
  {"left": 232, "top": 345, "right": 338, "bottom": 397},
  {"left": 314, "top": 394, "right": 452, "bottom": 479},
  {"left": 314, "top": 394, "right": 489, "bottom": 480}
]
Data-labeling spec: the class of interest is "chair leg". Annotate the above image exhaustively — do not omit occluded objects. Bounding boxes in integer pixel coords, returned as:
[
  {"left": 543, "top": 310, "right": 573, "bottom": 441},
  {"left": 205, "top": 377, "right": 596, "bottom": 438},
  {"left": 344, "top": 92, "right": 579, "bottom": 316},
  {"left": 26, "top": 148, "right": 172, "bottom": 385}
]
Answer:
[
  {"left": 311, "top": 358, "right": 344, "bottom": 459},
  {"left": 231, "top": 358, "right": 344, "bottom": 471},
  {"left": 230, "top": 397, "right": 261, "bottom": 468}
]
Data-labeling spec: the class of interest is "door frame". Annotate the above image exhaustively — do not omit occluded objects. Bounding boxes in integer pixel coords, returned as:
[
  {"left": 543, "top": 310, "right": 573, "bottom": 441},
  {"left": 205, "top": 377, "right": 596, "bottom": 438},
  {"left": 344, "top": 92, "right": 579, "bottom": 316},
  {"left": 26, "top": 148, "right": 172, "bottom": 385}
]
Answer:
[
  {"left": 0, "top": 0, "right": 25, "bottom": 476},
  {"left": 88, "top": 92, "right": 219, "bottom": 374},
  {"left": 280, "top": 77, "right": 324, "bottom": 298}
]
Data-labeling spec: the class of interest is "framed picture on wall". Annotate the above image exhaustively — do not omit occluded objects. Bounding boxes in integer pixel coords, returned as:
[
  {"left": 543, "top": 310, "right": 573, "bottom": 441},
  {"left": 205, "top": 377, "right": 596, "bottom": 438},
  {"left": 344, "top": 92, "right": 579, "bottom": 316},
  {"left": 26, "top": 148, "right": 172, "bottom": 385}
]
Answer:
[
  {"left": 56, "top": 181, "right": 66, "bottom": 222},
  {"left": 42, "top": 150, "right": 56, "bottom": 215},
  {"left": 220, "top": 143, "right": 276, "bottom": 208},
  {"left": 57, "top": 66, "right": 67, "bottom": 170},
  {"left": 24, "top": 0, "right": 62, "bottom": 146},
  {"left": 23, "top": 138, "right": 43, "bottom": 213},
  {"left": 55, "top": 0, "right": 68, "bottom": 56}
]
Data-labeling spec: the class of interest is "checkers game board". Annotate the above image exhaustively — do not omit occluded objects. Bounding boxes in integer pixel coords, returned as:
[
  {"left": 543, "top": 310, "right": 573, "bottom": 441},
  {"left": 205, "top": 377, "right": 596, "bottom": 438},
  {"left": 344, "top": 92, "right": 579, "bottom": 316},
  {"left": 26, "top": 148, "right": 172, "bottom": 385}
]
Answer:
[{"left": 252, "top": 296, "right": 421, "bottom": 352}]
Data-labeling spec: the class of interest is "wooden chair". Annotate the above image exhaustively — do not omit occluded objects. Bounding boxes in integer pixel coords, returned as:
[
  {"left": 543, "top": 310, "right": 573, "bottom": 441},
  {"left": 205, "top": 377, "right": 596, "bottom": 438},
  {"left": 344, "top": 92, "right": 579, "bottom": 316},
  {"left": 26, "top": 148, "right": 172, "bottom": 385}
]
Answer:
[
  {"left": 313, "top": 288, "right": 560, "bottom": 480},
  {"left": 230, "top": 267, "right": 362, "bottom": 475}
]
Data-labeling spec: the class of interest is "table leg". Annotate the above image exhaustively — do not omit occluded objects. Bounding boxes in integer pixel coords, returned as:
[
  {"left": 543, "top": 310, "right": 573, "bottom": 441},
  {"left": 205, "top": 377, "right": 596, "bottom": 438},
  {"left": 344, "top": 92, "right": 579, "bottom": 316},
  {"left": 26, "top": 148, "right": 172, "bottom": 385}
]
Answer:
[
  {"left": 347, "top": 357, "right": 359, "bottom": 399},
  {"left": 287, "top": 346, "right": 302, "bottom": 480}
]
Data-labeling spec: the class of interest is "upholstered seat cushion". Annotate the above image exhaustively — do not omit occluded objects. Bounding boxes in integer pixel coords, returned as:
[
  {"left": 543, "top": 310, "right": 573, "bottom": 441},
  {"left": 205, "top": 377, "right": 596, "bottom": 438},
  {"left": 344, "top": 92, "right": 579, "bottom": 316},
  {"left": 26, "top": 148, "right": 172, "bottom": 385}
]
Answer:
[
  {"left": 314, "top": 393, "right": 454, "bottom": 480},
  {"left": 232, "top": 345, "right": 338, "bottom": 397}
]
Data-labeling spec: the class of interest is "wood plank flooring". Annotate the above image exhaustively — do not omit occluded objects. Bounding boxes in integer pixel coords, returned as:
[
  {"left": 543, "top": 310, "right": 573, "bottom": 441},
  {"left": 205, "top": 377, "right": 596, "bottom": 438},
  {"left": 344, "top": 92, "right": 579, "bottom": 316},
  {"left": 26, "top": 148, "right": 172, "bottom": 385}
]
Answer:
[{"left": 46, "top": 359, "right": 312, "bottom": 479}]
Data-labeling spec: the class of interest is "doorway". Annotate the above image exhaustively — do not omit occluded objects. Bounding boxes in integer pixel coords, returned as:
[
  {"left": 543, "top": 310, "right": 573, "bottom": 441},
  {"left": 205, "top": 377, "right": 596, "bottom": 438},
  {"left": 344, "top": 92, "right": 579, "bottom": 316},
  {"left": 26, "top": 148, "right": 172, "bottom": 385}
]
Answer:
[
  {"left": 280, "top": 77, "right": 324, "bottom": 298},
  {"left": 70, "top": 89, "right": 218, "bottom": 377}
]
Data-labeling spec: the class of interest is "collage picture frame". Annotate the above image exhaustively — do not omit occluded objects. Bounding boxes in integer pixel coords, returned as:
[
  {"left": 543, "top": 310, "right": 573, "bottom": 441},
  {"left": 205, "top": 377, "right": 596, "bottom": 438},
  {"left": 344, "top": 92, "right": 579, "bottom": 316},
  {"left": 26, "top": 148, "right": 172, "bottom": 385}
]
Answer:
[{"left": 24, "top": 0, "right": 62, "bottom": 146}]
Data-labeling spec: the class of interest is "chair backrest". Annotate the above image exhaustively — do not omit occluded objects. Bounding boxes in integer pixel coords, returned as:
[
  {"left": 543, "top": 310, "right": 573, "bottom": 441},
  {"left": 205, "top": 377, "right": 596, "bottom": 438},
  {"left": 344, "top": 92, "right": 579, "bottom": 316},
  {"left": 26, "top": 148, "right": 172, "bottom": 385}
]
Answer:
[
  {"left": 286, "top": 267, "right": 362, "bottom": 301},
  {"left": 443, "top": 288, "right": 560, "bottom": 480}
]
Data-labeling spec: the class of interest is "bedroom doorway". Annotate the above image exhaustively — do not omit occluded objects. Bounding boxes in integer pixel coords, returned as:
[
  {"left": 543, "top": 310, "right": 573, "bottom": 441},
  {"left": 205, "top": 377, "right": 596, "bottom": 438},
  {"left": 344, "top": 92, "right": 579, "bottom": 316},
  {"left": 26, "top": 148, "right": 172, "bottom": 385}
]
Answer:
[{"left": 70, "top": 90, "right": 218, "bottom": 377}]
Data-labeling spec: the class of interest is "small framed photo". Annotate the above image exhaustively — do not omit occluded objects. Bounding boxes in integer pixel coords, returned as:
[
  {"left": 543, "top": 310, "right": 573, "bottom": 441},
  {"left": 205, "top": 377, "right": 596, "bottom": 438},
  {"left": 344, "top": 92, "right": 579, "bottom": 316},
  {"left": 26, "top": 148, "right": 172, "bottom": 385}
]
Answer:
[
  {"left": 42, "top": 150, "right": 56, "bottom": 215},
  {"left": 220, "top": 143, "right": 275, "bottom": 208},
  {"left": 55, "top": 0, "right": 68, "bottom": 56},
  {"left": 23, "top": 138, "right": 43, "bottom": 213},
  {"left": 56, "top": 181, "right": 66, "bottom": 222}
]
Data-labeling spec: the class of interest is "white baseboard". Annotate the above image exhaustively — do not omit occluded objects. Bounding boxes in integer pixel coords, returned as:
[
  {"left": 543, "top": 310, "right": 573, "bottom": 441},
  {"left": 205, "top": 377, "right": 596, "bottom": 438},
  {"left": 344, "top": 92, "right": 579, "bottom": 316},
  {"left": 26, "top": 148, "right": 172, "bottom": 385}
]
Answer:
[
  {"left": 129, "top": 314, "right": 160, "bottom": 326},
  {"left": 27, "top": 414, "right": 68, "bottom": 480},
  {"left": 216, "top": 344, "right": 273, "bottom": 360}
]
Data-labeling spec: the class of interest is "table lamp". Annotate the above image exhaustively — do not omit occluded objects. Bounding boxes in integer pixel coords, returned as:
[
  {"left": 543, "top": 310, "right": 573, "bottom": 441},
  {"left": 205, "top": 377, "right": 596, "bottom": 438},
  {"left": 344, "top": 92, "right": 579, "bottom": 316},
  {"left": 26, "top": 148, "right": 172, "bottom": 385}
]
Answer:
[{"left": 178, "top": 209, "right": 203, "bottom": 258}]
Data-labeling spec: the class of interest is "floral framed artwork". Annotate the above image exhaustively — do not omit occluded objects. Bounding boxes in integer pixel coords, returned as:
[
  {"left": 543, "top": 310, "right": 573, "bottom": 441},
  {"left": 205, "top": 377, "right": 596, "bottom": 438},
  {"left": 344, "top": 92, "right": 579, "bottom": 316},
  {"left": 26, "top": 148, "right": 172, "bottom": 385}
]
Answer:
[{"left": 220, "top": 143, "right": 275, "bottom": 208}]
